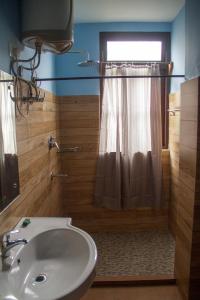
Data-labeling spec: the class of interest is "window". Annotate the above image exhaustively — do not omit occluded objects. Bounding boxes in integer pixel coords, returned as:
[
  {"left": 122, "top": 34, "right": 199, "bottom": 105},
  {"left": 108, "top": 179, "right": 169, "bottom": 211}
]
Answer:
[
  {"left": 107, "top": 41, "right": 162, "bottom": 61},
  {"left": 100, "top": 32, "right": 171, "bottom": 148}
]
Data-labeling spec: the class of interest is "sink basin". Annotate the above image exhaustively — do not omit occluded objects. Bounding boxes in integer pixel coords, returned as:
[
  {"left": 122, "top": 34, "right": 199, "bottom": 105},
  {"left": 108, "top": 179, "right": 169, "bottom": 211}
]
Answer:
[{"left": 0, "top": 218, "right": 97, "bottom": 300}]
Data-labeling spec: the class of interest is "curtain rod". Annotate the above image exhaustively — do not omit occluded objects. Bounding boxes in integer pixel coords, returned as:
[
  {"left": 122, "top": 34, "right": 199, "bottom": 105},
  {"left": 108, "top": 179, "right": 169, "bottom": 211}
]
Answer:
[
  {"left": 0, "top": 75, "right": 185, "bottom": 83},
  {"left": 35, "top": 75, "right": 185, "bottom": 81}
]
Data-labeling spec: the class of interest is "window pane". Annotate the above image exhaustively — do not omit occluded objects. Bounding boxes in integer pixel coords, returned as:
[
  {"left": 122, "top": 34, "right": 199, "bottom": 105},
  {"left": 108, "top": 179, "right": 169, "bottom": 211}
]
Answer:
[{"left": 107, "top": 41, "right": 162, "bottom": 61}]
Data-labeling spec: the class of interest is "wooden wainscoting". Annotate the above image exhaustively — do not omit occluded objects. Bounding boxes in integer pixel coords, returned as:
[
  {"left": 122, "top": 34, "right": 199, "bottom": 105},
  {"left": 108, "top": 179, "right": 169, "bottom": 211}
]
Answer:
[
  {"left": 59, "top": 95, "right": 170, "bottom": 232},
  {"left": 81, "top": 285, "right": 182, "bottom": 300},
  {"left": 175, "top": 77, "right": 200, "bottom": 300},
  {"left": 0, "top": 92, "right": 171, "bottom": 235},
  {"left": 0, "top": 89, "right": 63, "bottom": 235},
  {"left": 168, "top": 92, "right": 181, "bottom": 237}
]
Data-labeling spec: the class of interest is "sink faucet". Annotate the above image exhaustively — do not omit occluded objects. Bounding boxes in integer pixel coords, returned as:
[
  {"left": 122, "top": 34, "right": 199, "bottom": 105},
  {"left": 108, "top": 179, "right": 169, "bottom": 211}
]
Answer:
[{"left": 1, "top": 230, "right": 27, "bottom": 271}]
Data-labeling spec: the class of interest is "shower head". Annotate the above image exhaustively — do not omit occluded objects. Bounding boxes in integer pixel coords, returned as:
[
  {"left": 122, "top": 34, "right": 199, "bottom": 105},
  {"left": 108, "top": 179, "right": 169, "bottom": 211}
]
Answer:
[
  {"left": 77, "top": 51, "right": 99, "bottom": 67},
  {"left": 67, "top": 49, "right": 99, "bottom": 67},
  {"left": 78, "top": 59, "right": 99, "bottom": 67}
]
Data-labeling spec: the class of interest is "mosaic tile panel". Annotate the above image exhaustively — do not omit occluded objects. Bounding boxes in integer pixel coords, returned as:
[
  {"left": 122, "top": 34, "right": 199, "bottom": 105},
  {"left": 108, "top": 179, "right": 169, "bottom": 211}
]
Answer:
[{"left": 91, "top": 230, "right": 175, "bottom": 276}]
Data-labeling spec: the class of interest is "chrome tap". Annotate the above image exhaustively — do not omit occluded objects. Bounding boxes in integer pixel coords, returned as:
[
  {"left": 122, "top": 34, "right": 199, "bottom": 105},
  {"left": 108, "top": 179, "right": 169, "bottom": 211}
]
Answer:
[
  {"left": 48, "top": 136, "right": 80, "bottom": 153},
  {"left": 48, "top": 136, "right": 60, "bottom": 151},
  {"left": 1, "top": 230, "right": 27, "bottom": 271}
]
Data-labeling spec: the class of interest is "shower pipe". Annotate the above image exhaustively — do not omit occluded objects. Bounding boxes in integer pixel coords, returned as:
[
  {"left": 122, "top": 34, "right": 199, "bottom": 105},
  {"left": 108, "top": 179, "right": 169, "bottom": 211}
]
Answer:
[
  {"left": 0, "top": 74, "right": 185, "bottom": 83},
  {"left": 10, "top": 42, "right": 42, "bottom": 77}
]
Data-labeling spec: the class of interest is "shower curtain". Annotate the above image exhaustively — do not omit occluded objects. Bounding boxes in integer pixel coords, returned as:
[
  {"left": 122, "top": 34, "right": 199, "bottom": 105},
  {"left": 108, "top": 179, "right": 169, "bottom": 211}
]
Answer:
[
  {"left": 94, "top": 64, "right": 162, "bottom": 209},
  {"left": 0, "top": 71, "right": 19, "bottom": 206}
]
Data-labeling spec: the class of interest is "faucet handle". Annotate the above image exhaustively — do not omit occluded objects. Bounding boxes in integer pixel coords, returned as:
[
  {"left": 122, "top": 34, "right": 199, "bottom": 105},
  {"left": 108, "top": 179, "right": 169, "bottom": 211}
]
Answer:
[
  {"left": 3, "top": 230, "right": 19, "bottom": 246},
  {"left": 48, "top": 136, "right": 60, "bottom": 151}
]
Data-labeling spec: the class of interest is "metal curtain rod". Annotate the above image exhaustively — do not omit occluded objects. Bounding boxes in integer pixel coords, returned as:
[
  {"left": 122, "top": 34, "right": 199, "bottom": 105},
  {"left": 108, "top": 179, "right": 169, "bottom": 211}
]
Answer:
[
  {"left": 0, "top": 75, "right": 185, "bottom": 83},
  {"left": 35, "top": 75, "right": 185, "bottom": 81}
]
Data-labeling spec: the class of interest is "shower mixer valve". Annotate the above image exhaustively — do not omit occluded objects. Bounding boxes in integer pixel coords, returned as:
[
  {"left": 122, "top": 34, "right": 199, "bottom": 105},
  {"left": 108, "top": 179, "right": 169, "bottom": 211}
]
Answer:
[
  {"left": 48, "top": 136, "right": 80, "bottom": 153},
  {"left": 48, "top": 136, "right": 60, "bottom": 151}
]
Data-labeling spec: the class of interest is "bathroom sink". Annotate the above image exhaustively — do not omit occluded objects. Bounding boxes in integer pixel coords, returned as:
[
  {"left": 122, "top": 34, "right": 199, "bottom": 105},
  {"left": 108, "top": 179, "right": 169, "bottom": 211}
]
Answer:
[{"left": 0, "top": 218, "right": 97, "bottom": 300}]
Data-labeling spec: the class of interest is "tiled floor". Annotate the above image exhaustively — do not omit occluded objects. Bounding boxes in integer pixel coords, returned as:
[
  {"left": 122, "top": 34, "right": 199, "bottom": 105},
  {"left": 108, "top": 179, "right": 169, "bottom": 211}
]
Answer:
[{"left": 91, "top": 230, "right": 175, "bottom": 276}]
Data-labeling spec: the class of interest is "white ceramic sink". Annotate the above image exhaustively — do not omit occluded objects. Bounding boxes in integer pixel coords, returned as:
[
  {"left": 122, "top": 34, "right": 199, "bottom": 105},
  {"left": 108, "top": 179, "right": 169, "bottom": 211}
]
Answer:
[{"left": 0, "top": 218, "right": 97, "bottom": 300}]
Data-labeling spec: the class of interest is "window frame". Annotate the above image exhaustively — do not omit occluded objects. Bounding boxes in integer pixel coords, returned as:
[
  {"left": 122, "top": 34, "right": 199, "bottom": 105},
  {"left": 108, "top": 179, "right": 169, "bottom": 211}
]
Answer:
[{"left": 99, "top": 32, "right": 171, "bottom": 148}]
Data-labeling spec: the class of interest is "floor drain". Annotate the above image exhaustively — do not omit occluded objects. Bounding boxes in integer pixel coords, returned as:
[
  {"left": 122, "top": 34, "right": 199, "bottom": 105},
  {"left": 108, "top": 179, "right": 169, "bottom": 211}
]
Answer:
[{"left": 33, "top": 274, "right": 47, "bottom": 284}]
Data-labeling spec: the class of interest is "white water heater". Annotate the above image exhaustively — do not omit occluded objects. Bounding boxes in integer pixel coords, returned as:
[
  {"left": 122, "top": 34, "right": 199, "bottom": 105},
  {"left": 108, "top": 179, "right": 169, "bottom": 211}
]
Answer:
[{"left": 21, "top": 0, "right": 73, "bottom": 54}]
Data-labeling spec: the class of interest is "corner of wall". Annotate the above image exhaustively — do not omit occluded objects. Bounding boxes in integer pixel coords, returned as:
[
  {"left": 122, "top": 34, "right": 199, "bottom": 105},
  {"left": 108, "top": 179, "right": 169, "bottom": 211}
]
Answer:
[{"left": 171, "top": 5, "right": 186, "bottom": 93}]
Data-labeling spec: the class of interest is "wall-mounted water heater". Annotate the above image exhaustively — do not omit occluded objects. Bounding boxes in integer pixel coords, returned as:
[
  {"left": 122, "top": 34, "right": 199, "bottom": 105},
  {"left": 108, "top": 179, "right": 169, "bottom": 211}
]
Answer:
[{"left": 21, "top": 0, "right": 73, "bottom": 54}]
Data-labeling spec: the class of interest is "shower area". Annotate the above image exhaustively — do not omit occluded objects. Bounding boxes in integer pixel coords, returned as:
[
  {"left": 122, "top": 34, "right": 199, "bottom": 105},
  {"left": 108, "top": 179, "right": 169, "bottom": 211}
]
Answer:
[
  {"left": 54, "top": 31, "right": 181, "bottom": 282},
  {"left": 57, "top": 90, "right": 176, "bottom": 283}
]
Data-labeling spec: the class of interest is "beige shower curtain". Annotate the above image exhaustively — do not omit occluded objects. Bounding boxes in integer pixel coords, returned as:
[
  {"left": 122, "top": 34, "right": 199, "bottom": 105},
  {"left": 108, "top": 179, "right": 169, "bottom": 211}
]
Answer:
[
  {"left": 0, "top": 71, "right": 19, "bottom": 206},
  {"left": 94, "top": 64, "right": 163, "bottom": 209}
]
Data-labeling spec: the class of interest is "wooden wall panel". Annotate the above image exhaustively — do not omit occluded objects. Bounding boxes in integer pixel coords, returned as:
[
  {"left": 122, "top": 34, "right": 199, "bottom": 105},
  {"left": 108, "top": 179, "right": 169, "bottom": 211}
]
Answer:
[
  {"left": 189, "top": 77, "right": 200, "bottom": 300},
  {"left": 0, "top": 89, "right": 63, "bottom": 235},
  {"left": 175, "top": 77, "right": 200, "bottom": 300},
  {"left": 59, "top": 95, "right": 170, "bottom": 232},
  {"left": 169, "top": 92, "right": 181, "bottom": 237},
  {"left": 0, "top": 92, "right": 171, "bottom": 236}
]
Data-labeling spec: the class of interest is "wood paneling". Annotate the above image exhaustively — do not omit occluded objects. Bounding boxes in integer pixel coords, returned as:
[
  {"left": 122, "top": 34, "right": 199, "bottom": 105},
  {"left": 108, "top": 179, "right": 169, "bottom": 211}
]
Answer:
[
  {"left": 0, "top": 89, "right": 63, "bottom": 235},
  {"left": 59, "top": 95, "right": 170, "bottom": 232},
  {"left": 169, "top": 92, "right": 181, "bottom": 237},
  {"left": 81, "top": 285, "right": 182, "bottom": 300},
  {"left": 0, "top": 92, "right": 170, "bottom": 237},
  {"left": 189, "top": 77, "right": 200, "bottom": 300},
  {"left": 175, "top": 77, "right": 200, "bottom": 300},
  {"left": 94, "top": 275, "right": 175, "bottom": 286}
]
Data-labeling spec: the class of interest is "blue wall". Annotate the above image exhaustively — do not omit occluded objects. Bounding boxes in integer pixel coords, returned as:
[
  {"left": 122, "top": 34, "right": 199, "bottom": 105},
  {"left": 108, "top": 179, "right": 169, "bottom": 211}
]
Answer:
[
  {"left": 1, "top": 1, "right": 190, "bottom": 96},
  {"left": 0, "top": 0, "right": 20, "bottom": 72},
  {"left": 185, "top": 0, "right": 200, "bottom": 79},
  {"left": 170, "top": 0, "right": 200, "bottom": 91},
  {"left": 18, "top": 47, "right": 56, "bottom": 94},
  {"left": 55, "top": 22, "right": 172, "bottom": 96},
  {"left": 171, "top": 6, "right": 185, "bottom": 92},
  {"left": 0, "top": 0, "right": 56, "bottom": 93}
]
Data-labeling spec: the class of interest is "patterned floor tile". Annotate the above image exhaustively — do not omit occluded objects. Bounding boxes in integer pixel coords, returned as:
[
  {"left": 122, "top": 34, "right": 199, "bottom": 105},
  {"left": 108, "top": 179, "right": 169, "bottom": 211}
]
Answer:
[{"left": 91, "top": 230, "right": 175, "bottom": 276}]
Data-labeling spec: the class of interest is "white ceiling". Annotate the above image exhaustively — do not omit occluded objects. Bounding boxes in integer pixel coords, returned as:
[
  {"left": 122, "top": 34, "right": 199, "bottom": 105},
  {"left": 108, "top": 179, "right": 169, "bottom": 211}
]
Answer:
[{"left": 74, "top": 0, "right": 185, "bottom": 23}]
